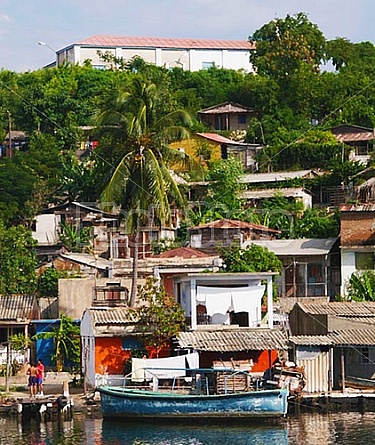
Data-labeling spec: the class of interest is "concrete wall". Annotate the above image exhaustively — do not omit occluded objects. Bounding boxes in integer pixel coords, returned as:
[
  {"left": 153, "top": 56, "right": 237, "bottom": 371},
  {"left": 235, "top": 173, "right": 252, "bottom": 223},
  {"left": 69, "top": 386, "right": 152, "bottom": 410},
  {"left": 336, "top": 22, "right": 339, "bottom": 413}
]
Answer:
[
  {"left": 341, "top": 250, "right": 356, "bottom": 296},
  {"left": 63, "top": 45, "right": 253, "bottom": 72}
]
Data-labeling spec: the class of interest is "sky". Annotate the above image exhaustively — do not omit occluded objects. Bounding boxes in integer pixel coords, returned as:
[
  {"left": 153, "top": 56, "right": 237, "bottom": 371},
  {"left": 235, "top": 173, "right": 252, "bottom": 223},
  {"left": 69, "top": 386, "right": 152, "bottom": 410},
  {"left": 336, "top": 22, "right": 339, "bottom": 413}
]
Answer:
[{"left": 1, "top": 0, "right": 374, "bottom": 72}]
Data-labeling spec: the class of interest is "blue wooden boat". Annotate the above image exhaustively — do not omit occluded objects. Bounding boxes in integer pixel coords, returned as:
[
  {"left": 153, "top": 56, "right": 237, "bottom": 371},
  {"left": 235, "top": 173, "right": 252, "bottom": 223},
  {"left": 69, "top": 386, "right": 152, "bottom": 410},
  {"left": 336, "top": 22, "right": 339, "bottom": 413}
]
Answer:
[{"left": 98, "top": 370, "right": 289, "bottom": 419}]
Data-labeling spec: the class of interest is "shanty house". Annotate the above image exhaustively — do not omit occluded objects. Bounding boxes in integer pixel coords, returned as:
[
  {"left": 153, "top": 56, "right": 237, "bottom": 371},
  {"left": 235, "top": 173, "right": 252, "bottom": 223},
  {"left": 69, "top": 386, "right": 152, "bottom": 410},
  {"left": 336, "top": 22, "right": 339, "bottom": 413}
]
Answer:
[
  {"left": 197, "top": 102, "right": 255, "bottom": 132},
  {"left": 330, "top": 124, "right": 375, "bottom": 164},
  {"left": 188, "top": 218, "right": 280, "bottom": 255},
  {"left": 0, "top": 295, "right": 40, "bottom": 365},
  {"left": 177, "top": 328, "right": 289, "bottom": 373},
  {"left": 289, "top": 301, "right": 375, "bottom": 393},
  {"left": 81, "top": 307, "right": 139, "bottom": 387},
  {"left": 248, "top": 238, "right": 340, "bottom": 304}
]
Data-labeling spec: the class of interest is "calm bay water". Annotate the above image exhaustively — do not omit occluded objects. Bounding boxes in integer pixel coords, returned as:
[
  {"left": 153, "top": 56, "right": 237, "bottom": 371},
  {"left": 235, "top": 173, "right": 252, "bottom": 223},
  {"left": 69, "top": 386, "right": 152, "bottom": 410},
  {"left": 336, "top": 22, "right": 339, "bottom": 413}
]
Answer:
[{"left": 0, "top": 411, "right": 374, "bottom": 444}]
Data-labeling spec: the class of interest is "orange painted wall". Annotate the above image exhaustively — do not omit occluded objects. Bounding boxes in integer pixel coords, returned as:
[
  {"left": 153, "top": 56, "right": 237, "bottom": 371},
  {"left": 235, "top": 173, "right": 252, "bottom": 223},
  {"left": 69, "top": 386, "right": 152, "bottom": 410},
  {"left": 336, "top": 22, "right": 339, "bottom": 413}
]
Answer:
[
  {"left": 251, "top": 350, "right": 279, "bottom": 372},
  {"left": 95, "top": 337, "right": 131, "bottom": 374}
]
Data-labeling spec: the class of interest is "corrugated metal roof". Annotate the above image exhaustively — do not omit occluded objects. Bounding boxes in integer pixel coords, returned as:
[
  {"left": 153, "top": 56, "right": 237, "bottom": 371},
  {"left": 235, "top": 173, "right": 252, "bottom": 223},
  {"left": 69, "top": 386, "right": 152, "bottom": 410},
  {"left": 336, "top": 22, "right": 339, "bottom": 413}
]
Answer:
[
  {"left": 0, "top": 295, "right": 35, "bottom": 321},
  {"left": 79, "top": 35, "right": 254, "bottom": 50},
  {"left": 189, "top": 218, "right": 280, "bottom": 233},
  {"left": 249, "top": 238, "right": 338, "bottom": 256},
  {"left": 240, "top": 170, "right": 321, "bottom": 184},
  {"left": 333, "top": 132, "right": 374, "bottom": 142},
  {"left": 196, "top": 132, "right": 248, "bottom": 146},
  {"left": 59, "top": 253, "right": 111, "bottom": 270},
  {"left": 198, "top": 102, "right": 254, "bottom": 114},
  {"left": 296, "top": 301, "right": 375, "bottom": 316},
  {"left": 290, "top": 329, "right": 375, "bottom": 346},
  {"left": 241, "top": 188, "right": 312, "bottom": 200},
  {"left": 177, "top": 328, "right": 289, "bottom": 352},
  {"left": 88, "top": 307, "right": 131, "bottom": 325}
]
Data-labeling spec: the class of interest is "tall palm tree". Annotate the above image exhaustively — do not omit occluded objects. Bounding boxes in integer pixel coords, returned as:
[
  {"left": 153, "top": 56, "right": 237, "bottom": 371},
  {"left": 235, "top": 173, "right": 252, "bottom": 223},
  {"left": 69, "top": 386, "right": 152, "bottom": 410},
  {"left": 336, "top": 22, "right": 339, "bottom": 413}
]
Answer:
[{"left": 96, "top": 75, "right": 195, "bottom": 306}]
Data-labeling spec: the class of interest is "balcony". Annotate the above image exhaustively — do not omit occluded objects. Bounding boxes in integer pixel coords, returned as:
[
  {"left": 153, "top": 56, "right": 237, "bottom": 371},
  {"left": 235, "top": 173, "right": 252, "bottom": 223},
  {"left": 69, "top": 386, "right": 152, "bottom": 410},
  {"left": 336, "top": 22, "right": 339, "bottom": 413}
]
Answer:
[{"left": 93, "top": 283, "right": 128, "bottom": 307}]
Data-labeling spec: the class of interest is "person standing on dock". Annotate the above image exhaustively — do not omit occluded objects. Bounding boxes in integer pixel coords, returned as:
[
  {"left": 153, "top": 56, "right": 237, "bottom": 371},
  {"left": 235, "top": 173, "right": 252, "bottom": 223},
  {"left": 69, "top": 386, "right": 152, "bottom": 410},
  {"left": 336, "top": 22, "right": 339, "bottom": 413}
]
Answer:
[
  {"left": 36, "top": 359, "right": 45, "bottom": 396},
  {"left": 26, "top": 363, "right": 38, "bottom": 397}
]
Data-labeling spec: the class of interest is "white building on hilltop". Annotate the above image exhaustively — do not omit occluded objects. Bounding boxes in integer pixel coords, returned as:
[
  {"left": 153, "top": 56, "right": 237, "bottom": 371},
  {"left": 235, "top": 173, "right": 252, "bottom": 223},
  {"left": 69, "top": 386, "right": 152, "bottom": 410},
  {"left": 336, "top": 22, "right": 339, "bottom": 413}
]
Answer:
[{"left": 54, "top": 35, "right": 254, "bottom": 72}]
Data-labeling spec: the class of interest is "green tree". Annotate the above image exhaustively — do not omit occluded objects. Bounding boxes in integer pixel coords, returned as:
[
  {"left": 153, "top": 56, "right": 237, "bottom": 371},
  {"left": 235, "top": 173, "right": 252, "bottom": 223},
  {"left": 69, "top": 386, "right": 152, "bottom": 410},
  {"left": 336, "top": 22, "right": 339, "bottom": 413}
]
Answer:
[
  {"left": 129, "top": 278, "right": 185, "bottom": 356},
  {"left": 0, "top": 223, "right": 37, "bottom": 294},
  {"left": 58, "top": 221, "right": 95, "bottom": 253},
  {"left": 32, "top": 314, "right": 80, "bottom": 372},
  {"left": 38, "top": 267, "right": 68, "bottom": 298},
  {"left": 249, "top": 12, "right": 326, "bottom": 79},
  {"left": 97, "top": 75, "right": 194, "bottom": 306},
  {"left": 219, "top": 243, "right": 282, "bottom": 274},
  {"left": 346, "top": 271, "right": 375, "bottom": 301}
]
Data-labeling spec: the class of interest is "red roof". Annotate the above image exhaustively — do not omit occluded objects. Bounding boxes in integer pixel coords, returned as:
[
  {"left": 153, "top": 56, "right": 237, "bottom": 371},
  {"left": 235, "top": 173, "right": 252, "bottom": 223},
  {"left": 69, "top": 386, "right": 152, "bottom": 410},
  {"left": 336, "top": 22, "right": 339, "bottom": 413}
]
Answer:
[
  {"left": 79, "top": 35, "right": 254, "bottom": 50},
  {"left": 152, "top": 247, "right": 213, "bottom": 259},
  {"left": 196, "top": 132, "right": 241, "bottom": 145},
  {"left": 189, "top": 219, "right": 280, "bottom": 233}
]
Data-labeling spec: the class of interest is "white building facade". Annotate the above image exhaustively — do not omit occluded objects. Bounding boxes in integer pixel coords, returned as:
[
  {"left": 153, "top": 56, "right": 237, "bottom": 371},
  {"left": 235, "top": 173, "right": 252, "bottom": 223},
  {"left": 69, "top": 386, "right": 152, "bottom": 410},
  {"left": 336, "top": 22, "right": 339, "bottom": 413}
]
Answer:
[{"left": 55, "top": 35, "right": 254, "bottom": 72}]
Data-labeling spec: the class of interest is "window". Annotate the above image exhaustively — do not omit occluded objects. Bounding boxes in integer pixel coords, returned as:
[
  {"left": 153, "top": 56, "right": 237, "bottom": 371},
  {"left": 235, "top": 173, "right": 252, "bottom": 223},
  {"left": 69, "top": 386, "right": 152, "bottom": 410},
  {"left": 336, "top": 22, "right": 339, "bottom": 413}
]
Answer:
[
  {"left": 360, "top": 347, "right": 370, "bottom": 364},
  {"left": 190, "top": 233, "right": 202, "bottom": 248},
  {"left": 355, "top": 252, "right": 375, "bottom": 270},
  {"left": 122, "top": 337, "right": 144, "bottom": 351},
  {"left": 237, "top": 114, "right": 247, "bottom": 124},
  {"left": 202, "top": 61, "right": 215, "bottom": 70}
]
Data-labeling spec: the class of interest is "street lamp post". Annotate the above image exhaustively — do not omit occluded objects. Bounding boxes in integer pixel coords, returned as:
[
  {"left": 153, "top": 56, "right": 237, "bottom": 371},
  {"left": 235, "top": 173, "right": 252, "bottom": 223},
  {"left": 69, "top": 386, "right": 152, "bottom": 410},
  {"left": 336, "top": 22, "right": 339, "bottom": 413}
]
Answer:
[{"left": 38, "top": 41, "right": 57, "bottom": 66}]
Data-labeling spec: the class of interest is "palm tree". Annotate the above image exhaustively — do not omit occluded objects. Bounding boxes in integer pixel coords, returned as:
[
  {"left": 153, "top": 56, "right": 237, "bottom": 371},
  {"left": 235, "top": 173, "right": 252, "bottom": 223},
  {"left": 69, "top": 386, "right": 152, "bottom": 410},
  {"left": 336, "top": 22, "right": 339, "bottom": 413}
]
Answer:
[{"left": 96, "top": 75, "right": 195, "bottom": 306}]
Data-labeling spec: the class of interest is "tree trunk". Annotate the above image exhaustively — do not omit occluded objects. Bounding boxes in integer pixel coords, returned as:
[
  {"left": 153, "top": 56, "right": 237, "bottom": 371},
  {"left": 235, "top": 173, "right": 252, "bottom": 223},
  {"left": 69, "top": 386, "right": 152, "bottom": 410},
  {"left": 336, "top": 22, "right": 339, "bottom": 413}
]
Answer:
[{"left": 129, "top": 230, "right": 140, "bottom": 307}]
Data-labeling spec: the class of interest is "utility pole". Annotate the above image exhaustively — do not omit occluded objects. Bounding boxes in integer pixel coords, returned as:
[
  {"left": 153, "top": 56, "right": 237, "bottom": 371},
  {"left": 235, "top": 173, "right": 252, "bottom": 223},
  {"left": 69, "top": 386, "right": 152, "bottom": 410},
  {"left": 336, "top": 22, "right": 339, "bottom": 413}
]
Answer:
[{"left": 6, "top": 111, "right": 12, "bottom": 158}]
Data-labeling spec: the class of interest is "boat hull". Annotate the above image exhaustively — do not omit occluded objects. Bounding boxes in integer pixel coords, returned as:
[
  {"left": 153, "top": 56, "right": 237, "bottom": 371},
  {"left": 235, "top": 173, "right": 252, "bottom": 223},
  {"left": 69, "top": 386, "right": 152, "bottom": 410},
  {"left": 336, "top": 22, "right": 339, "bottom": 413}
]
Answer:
[{"left": 98, "top": 386, "right": 289, "bottom": 419}]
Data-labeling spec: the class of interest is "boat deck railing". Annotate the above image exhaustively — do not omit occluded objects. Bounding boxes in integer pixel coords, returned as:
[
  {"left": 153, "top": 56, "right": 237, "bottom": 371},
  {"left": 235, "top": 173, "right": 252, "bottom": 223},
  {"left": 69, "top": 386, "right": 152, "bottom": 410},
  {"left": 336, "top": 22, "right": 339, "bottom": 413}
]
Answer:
[{"left": 102, "top": 368, "right": 263, "bottom": 396}]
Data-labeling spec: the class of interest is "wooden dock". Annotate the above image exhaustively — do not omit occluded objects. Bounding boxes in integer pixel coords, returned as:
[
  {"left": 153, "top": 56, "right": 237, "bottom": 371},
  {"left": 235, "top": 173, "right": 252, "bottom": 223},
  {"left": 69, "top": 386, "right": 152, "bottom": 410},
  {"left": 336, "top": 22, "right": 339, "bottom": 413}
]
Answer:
[{"left": 0, "top": 395, "right": 74, "bottom": 420}]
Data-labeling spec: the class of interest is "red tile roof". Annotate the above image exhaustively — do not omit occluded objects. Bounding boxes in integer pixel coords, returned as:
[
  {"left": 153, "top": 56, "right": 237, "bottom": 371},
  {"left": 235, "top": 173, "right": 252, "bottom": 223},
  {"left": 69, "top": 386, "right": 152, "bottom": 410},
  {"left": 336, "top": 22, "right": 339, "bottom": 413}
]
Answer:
[
  {"left": 79, "top": 35, "right": 254, "bottom": 50},
  {"left": 189, "top": 218, "right": 280, "bottom": 233},
  {"left": 152, "top": 247, "right": 213, "bottom": 259}
]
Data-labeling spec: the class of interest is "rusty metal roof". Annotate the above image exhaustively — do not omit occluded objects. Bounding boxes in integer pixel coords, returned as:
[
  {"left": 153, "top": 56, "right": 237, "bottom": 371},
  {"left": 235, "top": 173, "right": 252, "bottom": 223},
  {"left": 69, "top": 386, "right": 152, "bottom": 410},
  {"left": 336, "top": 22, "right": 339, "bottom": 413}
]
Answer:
[
  {"left": 290, "top": 329, "right": 375, "bottom": 347},
  {"left": 152, "top": 247, "right": 213, "bottom": 259},
  {"left": 330, "top": 124, "right": 374, "bottom": 143},
  {"left": 189, "top": 218, "right": 280, "bottom": 233},
  {"left": 296, "top": 301, "right": 375, "bottom": 317},
  {"left": 198, "top": 102, "right": 254, "bottom": 115},
  {"left": 0, "top": 295, "right": 36, "bottom": 322},
  {"left": 340, "top": 203, "right": 375, "bottom": 212},
  {"left": 196, "top": 132, "right": 249, "bottom": 146},
  {"left": 177, "top": 328, "right": 289, "bottom": 352},
  {"left": 79, "top": 35, "right": 254, "bottom": 50}
]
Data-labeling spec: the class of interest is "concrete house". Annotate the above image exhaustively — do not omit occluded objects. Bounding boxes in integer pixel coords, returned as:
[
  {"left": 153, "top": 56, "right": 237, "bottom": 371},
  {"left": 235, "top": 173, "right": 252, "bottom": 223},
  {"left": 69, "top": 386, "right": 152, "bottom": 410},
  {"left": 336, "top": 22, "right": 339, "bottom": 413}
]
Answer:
[
  {"left": 170, "top": 132, "right": 262, "bottom": 172},
  {"left": 54, "top": 36, "right": 254, "bottom": 72},
  {"left": 173, "top": 272, "right": 276, "bottom": 330},
  {"left": 340, "top": 203, "right": 375, "bottom": 296},
  {"left": 289, "top": 302, "right": 375, "bottom": 393}
]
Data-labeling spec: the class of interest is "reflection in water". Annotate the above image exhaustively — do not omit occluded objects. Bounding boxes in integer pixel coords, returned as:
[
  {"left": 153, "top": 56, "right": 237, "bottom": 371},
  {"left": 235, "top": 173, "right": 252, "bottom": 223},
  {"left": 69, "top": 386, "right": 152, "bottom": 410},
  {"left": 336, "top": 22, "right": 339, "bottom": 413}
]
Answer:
[
  {"left": 99, "top": 420, "right": 288, "bottom": 445},
  {"left": 0, "top": 412, "right": 375, "bottom": 444}
]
